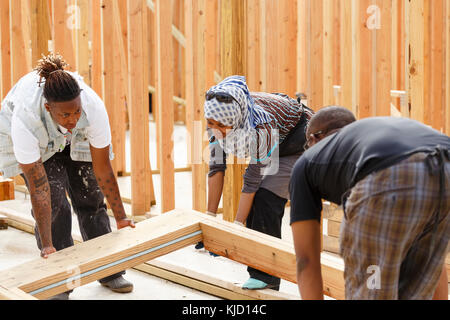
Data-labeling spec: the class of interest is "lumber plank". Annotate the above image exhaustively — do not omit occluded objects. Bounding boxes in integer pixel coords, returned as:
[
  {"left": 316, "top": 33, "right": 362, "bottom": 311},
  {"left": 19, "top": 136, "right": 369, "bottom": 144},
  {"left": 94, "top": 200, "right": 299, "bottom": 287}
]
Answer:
[
  {"left": 52, "top": 0, "right": 76, "bottom": 71},
  {"left": 0, "top": 0, "right": 11, "bottom": 99},
  {"left": 127, "top": 0, "right": 154, "bottom": 215},
  {"left": 220, "top": 0, "right": 247, "bottom": 222},
  {"left": 90, "top": 0, "right": 103, "bottom": 98},
  {"left": 10, "top": 0, "right": 30, "bottom": 83},
  {"left": 446, "top": 0, "right": 450, "bottom": 136},
  {"left": 309, "top": 0, "right": 323, "bottom": 111},
  {"left": 75, "top": 0, "right": 90, "bottom": 85},
  {"left": 0, "top": 285, "right": 37, "bottom": 300},
  {"left": 156, "top": 0, "right": 175, "bottom": 213},
  {"left": 197, "top": 212, "right": 345, "bottom": 300},
  {"left": 408, "top": 0, "right": 425, "bottom": 123},
  {"left": 322, "top": 202, "right": 344, "bottom": 222},
  {"left": 0, "top": 178, "right": 14, "bottom": 201},
  {"left": 190, "top": 0, "right": 207, "bottom": 213},
  {"left": 0, "top": 209, "right": 202, "bottom": 299},
  {"left": 323, "top": 235, "right": 340, "bottom": 255},
  {"left": 0, "top": 214, "right": 7, "bottom": 229},
  {"left": 375, "top": 0, "right": 392, "bottom": 116},
  {"left": 322, "top": 0, "right": 334, "bottom": 106},
  {"left": 0, "top": 202, "right": 303, "bottom": 299},
  {"left": 139, "top": 260, "right": 299, "bottom": 300},
  {"left": 297, "top": 0, "right": 308, "bottom": 95}
]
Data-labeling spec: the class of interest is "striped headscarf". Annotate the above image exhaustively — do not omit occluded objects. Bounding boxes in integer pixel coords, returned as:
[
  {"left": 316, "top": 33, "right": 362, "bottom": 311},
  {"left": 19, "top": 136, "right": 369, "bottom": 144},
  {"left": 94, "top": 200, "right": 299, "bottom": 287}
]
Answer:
[{"left": 204, "top": 75, "right": 273, "bottom": 159}]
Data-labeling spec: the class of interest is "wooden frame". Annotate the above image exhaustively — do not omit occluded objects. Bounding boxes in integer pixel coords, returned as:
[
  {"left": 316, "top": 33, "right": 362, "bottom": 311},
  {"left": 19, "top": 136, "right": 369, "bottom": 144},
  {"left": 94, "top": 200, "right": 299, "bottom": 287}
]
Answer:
[{"left": 0, "top": 209, "right": 345, "bottom": 300}]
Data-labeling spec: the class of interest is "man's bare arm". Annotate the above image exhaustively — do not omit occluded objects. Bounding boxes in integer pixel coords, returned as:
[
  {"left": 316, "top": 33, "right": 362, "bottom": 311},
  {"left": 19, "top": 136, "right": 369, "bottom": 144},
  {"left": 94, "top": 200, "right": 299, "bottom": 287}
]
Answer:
[{"left": 20, "top": 160, "right": 56, "bottom": 258}]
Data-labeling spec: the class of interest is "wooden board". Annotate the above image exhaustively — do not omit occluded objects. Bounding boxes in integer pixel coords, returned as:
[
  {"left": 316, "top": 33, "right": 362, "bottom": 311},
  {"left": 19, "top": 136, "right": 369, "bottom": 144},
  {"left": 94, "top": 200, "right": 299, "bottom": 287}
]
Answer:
[
  {"left": 156, "top": 0, "right": 175, "bottom": 213},
  {"left": 198, "top": 212, "right": 345, "bottom": 300},
  {"left": 0, "top": 209, "right": 202, "bottom": 299},
  {"left": 0, "top": 179, "right": 14, "bottom": 201},
  {"left": 0, "top": 285, "right": 36, "bottom": 300},
  {"left": 0, "top": 214, "right": 7, "bottom": 229},
  {"left": 0, "top": 203, "right": 300, "bottom": 300},
  {"left": 0, "top": 204, "right": 346, "bottom": 299}
]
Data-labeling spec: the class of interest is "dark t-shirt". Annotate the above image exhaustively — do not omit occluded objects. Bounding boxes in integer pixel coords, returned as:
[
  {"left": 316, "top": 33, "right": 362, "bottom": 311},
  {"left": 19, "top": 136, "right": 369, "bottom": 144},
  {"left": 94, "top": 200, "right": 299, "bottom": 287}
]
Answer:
[{"left": 289, "top": 117, "right": 450, "bottom": 224}]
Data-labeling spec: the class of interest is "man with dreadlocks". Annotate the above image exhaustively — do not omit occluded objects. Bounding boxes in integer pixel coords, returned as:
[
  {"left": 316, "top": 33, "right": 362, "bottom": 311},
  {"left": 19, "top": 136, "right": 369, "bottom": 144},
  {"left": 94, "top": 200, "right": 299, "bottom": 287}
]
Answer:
[
  {"left": 0, "top": 53, "right": 134, "bottom": 299},
  {"left": 200, "top": 75, "right": 314, "bottom": 291}
]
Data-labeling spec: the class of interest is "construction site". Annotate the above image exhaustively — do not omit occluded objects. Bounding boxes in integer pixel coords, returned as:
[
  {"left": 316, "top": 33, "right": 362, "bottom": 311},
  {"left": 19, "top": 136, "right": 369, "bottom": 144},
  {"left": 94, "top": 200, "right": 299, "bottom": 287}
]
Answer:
[{"left": 0, "top": 0, "right": 449, "bottom": 303}]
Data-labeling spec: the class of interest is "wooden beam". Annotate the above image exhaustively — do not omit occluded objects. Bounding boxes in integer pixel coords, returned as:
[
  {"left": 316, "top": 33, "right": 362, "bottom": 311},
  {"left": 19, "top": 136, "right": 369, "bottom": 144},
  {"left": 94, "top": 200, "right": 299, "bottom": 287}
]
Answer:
[
  {"left": 30, "top": 0, "right": 51, "bottom": 67},
  {"left": 146, "top": 0, "right": 186, "bottom": 48},
  {"left": 199, "top": 213, "right": 345, "bottom": 300},
  {"left": 75, "top": 0, "right": 90, "bottom": 84},
  {"left": 0, "top": 204, "right": 298, "bottom": 300},
  {"left": 0, "top": 178, "right": 14, "bottom": 201},
  {"left": 0, "top": 0, "right": 11, "bottom": 99},
  {"left": 374, "top": 0, "right": 392, "bottom": 116},
  {"left": 156, "top": 0, "right": 175, "bottom": 213},
  {"left": 446, "top": 0, "right": 450, "bottom": 135},
  {"left": 309, "top": 0, "right": 323, "bottom": 110},
  {"left": 220, "top": 0, "right": 247, "bottom": 222},
  {"left": 0, "top": 214, "right": 7, "bottom": 229},
  {"left": 297, "top": 0, "right": 308, "bottom": 95},
  {"left": 323, "top": 0, "right": 334, "bottom": 106},
  {"left": 190, "top": 0, "right": 207, "bottom": 213},
  {"left": 127, "top": 0, "right": 154, "bottom": 215},
  {"left": 52, "top": 0, "right": 76, "bottom": 71},
  {"left": 408, "top": 0, "right": 425, "bottom": 123},
  {"left": 10, "top": 0, "right": 31, "bottom": 83},
  {"left": 430, "top": 0, "right": 445, "bottom": 132},
  {"left": 90, "top": 0, "right": 103, "bottom": 98},
  {"left": 0, "top": 285, "right": 37, "bottom": 300},
  {"left": 0, "top": 210, "right": 202, "bottom": 299},
  {"left": 136, "top": 260, "right": 298, "bottom": 300}
]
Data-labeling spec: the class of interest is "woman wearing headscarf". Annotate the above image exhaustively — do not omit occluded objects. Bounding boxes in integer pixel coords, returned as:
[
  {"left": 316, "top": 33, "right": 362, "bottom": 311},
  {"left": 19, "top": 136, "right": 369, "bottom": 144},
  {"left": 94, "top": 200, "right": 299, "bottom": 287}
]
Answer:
[{"left": 202, "top": 75, "right": 314, "bottom": 290}]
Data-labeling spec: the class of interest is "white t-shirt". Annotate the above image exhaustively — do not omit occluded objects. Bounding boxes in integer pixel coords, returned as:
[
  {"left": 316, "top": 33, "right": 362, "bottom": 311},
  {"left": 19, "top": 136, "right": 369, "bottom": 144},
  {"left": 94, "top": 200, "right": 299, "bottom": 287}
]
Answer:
[{"left": 10, "top": 73, "right": 112, "bottom": 164}]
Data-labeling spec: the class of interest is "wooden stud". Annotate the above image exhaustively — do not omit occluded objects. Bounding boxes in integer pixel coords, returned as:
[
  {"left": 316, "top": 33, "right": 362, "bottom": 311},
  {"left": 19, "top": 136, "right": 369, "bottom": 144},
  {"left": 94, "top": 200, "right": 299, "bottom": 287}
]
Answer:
[
  {"left": 446, "top": 0, "right": 450, "bottom": 135},
  {"left": 246, "top": 0, "right": 261, "bottom": 92},
  {"left": 0, "top": 208, "right": 346, "bottom": 300},
  {"left": 30, "top": 0, "right": 52, "bottom": 67},
  {"left": 0, "top": 210, "right": 202, "bottom": 299},
  {"left": 408, "top": 0, "right": 425, "bottom": 123},
  {"left": 200, "top": 213, "right": 345, "bottom": 300},
  {"left": 0, "top": 179, "right": 14, "bottom": 201},
  {"left": 278, "top": 0, "right": 297, "bottom": 97},
  {"left": 297, "top": 0, "right": 308, "bottom": 96},
  {"left": 0, "top": 214, "right": 8, "bottom": 230},
  {"left": 322, "top": 0, "right": 334, "bottom": 106},
  {"left": 191, "top": 0, "right": 207, "bottom": 213},
  {"left": 10, "top": 0, "right": 30, "bottom": 83},
  {"left": 156, "top": 0, "right": 175, "bottom": 213},
  {"left": 127, "top": 0, "right": 154, "bottom": 215},
  {"left": 0, "top": 0, "right": 11, "bottom": 100},
  {"left": 89, "top": 0, "right": 103, "bottom": 98},
  {"left": 0, "top": 285, "right": 37, "bottom": 300},
  {"left": 374, "top": 0, "right": 392, "bottom": 116},
  {"left": 220, "top": 0, "right": 247, "bottom": 222},
  {"left": 75, "top": 0, "right": 90, "bottom": 84},
  {"left": 52, "top": 0, "right": 76, "bottom": 71},
  {"left": 430, "top": 0, "right": 445, "bottom": 132},
  {"left": 309, "top": 0, "right": 323, "bottom": 111},
  {"left": 340, "top": 0, "right": 358, "bottom": 115}
]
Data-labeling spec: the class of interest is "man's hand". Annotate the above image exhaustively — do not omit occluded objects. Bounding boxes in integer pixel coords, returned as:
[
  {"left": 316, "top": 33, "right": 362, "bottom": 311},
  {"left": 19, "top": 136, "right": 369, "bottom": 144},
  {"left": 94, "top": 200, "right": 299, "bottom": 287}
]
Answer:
[
  {"left": 116, "top": 218, "right": 135, "bottom": 230},
  {"left": 41, "top": 246, "right": 56, "bottom": 259}
]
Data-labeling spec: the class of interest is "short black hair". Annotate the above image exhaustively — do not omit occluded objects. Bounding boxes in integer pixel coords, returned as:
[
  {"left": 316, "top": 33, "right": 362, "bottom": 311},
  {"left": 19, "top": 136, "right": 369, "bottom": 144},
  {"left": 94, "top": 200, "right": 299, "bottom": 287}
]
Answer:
[{"left": 309, "top": 106, "right": 356, "bottom": 132}]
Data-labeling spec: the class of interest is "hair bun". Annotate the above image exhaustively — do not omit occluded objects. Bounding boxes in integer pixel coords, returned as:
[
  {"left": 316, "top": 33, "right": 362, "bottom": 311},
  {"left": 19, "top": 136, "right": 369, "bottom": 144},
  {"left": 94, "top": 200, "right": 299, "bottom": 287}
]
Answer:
[{"left": 34, "top": 53, "right": 68, "bottom": 81}]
